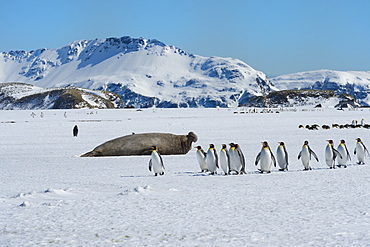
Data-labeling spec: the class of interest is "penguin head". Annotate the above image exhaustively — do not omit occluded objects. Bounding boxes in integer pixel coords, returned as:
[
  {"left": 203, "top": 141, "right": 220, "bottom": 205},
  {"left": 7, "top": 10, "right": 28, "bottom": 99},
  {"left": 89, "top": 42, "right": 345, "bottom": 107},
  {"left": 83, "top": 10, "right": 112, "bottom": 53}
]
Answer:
[
  {"left": 195, "top": 146, "right": 202, "bottom": 150},
  {"left": 303, "top": 140, "right": 309, "bottom": 145},
  {"left": 151, "top": 146, "right": 158, "bottom": 151},
  {"left": 327, "top": 140, "right": 334, "bottom": 144},
  {"left": 229, "top": 143, "right": 235, "bottom": 147},
  {"left": 235, "top": 144, "right": 240, "bottom": 148},
  {"left": 222, "top": 144, "right": 227, "bottom": 149},
  {"left": 262, "top": 141, "right": 269, "bottom": 147},
  {"left": 340, "top": 140, "right": 346, "bottom": 144},
  {"left": 356, "top": 138, "right": 362, "bottom": 142},
  {"left": 279, "top": 142, "right": 285, "bottom": 146},
  {"left": 209, "top": 144, "right": 215, "bottom": 149}
]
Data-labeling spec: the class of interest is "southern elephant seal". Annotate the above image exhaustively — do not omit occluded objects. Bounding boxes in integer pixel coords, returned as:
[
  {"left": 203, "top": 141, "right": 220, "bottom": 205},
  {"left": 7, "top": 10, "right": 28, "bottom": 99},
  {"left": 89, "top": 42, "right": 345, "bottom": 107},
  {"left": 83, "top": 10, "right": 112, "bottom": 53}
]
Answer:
[{"left": 81, "top": 132, "right": 198, "bottom": 157}]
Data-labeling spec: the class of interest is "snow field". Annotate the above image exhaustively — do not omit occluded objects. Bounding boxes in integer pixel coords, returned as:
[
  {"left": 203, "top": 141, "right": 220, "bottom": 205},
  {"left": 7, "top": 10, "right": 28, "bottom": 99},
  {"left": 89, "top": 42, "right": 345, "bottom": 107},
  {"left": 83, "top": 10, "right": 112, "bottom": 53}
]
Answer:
[{"left": 1, "top": 108, "right": 370, "bottom": 246}]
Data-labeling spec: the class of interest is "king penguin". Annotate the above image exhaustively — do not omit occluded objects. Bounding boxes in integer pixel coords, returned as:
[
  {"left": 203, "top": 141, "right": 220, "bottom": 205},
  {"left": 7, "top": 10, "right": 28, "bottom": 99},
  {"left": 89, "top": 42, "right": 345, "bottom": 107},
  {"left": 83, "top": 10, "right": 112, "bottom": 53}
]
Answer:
[
  {"left": 195, "top": 146, "right": 208, "bottom": 172},
  {"left": 149, "top": 146, "right": 165, "bottom": 176},
  {"left": 206, "top": 144, "right": 218, "bottom": 175},
  {"left": 325, "top": 140, "right": 342, "bottom": 169},
  {"left": 255, "top": 141, "right": 276, "bottom": 173},
  {"left": 228, "top": 143, "right": 241, "bottom": 174},
  {"left": 298, "top": 140, "right": 319, "bottom": 170},
  {"left": 235, "top": 144, "right": 246, "bottom": 174},
  {"left": 276, "top": 142, "right": 289, "bottom": 171},
  {"left": 354, "top": 138, "right": 369, "bottom": 165},
  {"left": 220, "top": 144, "right": 230, "bottom": 175},
  {"left": 337, "top": 140, "right": 351, "bottom": 168}
]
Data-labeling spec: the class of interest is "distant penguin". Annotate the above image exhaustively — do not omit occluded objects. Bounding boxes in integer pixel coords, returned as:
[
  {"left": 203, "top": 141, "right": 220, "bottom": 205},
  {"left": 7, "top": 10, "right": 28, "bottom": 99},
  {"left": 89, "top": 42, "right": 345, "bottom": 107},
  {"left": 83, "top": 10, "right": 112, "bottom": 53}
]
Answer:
[
  {"left": 206, "top": 144, "right": 218, "bottom": 175},
  {"left": 228, "top": 143, "right": 242, "bottom": 174},
  {"left": 276, "top": 142, "right": 289, "bottom": 171},
  {"left": 219, "top": 144, "right": 230, "bottom": 175},
  {"left": 325, "top": 140, "right": 342, "bottom": 169},
  {"left": 298, "top": 140, "right": 319, "bottom": 170},
  {"left": 73, "top": 125, "right": 78, "bottom": 137},
  {"left": 255, "top": 141, "right": 276, "bottom": 173},
  {"left": 337, "top": 140, "right": 351, "bottom": 168},
  {"left": 354, "top": 138, "right": 369, "bottom": 165},
  {"left": 149, "top": 146, "right": 165, "bottom": 176},
  {"left": 195, "top": 146, "right": 208, "bottom": 172},
  {"left": 235, "top": 144, "right": 246, "bottom": 174}
]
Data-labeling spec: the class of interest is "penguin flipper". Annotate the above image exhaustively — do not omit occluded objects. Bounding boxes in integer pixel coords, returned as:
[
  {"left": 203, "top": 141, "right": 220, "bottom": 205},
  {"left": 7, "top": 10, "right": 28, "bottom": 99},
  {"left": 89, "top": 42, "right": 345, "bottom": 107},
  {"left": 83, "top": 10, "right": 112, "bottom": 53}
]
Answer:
[
  {"left": 345, "top": 146, "right": 351, "bottom": 161},
  {"left": 226, "top": 151, "right": 231, "bottom": 171},
  {"left": 159, "top": 153, "right": 165, "bottom": 169},
  {"left": 269, "top": 148, "right": 277, "bottom": 167},
  {"left": 255, "top": 152, "right": 261, "bottom": 166},
  {"left": 215, "top": 150, "right": 219, "bottom": 168},
  {"left": 354, "top": 148, "right": 356, "bottom": 155},
  {"left": 284, "top": 147, "right": 289, "bottom": 166},
  {"left": 333, "top": 149, "right": 342, "bottom": 159},
  {"left": 309, "top": 147, "right": 319, "bottom": 162},
  {"left": 149, "top": 159, "right": 152, "bottom": 171},
  {"left": 298, "top": 151, "right": 302, "bottom": 160}
]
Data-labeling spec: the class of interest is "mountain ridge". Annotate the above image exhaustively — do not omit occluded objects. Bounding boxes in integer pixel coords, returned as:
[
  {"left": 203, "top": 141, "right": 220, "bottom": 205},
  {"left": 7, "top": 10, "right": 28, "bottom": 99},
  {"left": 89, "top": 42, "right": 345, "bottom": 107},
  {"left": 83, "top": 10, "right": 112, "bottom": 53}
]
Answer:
[
  {"left": 0, "top": 36, "right": 275, "bottom": 108},
  {"left": 271, "top": 69, "right": 370, "bottom": 106},
  {"left": 1, "top": 36, "right": 370, "bottom": 108}
]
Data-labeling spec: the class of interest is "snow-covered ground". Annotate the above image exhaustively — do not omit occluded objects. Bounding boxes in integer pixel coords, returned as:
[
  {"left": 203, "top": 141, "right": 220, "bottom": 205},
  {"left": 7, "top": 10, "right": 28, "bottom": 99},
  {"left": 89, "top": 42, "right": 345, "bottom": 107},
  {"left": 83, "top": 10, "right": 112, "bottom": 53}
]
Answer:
[{"left": 1, "top": 107, "right": 369, "bottom": 246}]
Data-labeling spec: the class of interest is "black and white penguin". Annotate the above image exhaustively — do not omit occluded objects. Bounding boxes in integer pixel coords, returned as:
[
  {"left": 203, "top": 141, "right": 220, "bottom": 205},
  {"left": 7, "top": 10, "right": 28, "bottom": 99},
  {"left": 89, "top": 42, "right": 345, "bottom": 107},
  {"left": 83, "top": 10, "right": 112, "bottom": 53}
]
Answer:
[
  {"left": 219, "top": 144, "right": 230, "bottom": 175},
  {"left": 298, "top": 140, "right": 319, "bottom": 170},
  {"left": 325, "top": 140, "right": 342, "bottom": 169},
  {"left": 235, "top": 144, "right": 246, "bottom": 174},
  {"left": 337, "top": 140, "right": 351, "bottom": 168},
  {"left": 73, "top": 125, "right": 78, "bottom": 137},
  {"left": 195, "top": 146, "right": 208, "bottom": 172},
  {"left": 206, "top": 144, "right": 218, "bottom": 175},
  {"left": 354, "top": 138, "right": 369, "bottom": 165},
  {"left": 149, "top": 146, "right": 165, "bottom": 176},
  {"left": 276, "top": 142, "right": 289, "bottom": 171},
  {"left": 228, "top": 143, "right": 241, "bottom": 174},
  {"left": 255, "top": 141, "right": 276, "bottom": 173}
]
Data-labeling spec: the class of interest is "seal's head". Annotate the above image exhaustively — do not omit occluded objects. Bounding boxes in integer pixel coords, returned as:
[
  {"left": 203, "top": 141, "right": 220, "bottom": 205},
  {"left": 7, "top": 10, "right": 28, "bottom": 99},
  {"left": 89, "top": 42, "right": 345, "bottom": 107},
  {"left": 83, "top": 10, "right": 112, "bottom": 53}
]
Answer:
[{"left": 187, "top": 132, "right": 198, "bottom": 143}]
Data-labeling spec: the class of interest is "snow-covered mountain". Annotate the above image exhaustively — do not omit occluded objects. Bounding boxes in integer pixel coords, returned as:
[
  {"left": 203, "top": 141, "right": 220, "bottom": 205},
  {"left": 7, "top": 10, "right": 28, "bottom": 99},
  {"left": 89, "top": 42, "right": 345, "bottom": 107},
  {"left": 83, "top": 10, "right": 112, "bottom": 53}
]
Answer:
[
  {"left": 271, "top": 70, "right": 370, "bottom": 106},
  {"left": 0, "top": 36, "right": 276, "bottom": 108},
  {"left": 0, "top": 82, "right": 123, "bottom": 110}
]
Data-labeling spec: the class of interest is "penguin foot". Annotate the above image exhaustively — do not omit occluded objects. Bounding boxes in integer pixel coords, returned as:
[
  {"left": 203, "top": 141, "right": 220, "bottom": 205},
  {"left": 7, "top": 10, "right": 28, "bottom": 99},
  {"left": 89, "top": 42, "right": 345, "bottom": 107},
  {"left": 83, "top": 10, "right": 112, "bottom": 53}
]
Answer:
[
  {"left": 279, "top": 168, "right": 285, "bottom": 171},
  {"left": 160, "top": 172, "right": 164, "bottom": 176},
  {"left": 155, "top": 173, "right": 158, "bottom": 176},
  {"left": 344, "top": 165, "right": 347, "bottom": 168}
]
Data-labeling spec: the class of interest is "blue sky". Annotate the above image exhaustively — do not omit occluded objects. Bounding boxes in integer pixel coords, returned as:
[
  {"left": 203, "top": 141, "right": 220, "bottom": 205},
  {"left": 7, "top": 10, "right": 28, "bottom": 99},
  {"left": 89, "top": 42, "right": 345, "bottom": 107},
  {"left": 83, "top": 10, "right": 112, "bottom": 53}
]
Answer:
[{"left": 1, "top": 0, "right": 369, "bottom": 77}]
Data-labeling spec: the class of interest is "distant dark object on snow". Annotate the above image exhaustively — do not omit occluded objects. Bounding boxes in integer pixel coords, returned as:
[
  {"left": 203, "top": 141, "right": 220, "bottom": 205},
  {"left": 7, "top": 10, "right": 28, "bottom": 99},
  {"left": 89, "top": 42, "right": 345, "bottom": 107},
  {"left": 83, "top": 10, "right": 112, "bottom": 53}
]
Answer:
[
  {"left": 73, "top": 125, "right": 78, "bottom": 137},
  {"left": 81, "top": 132, "right": 198, "bottom": 157}
]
